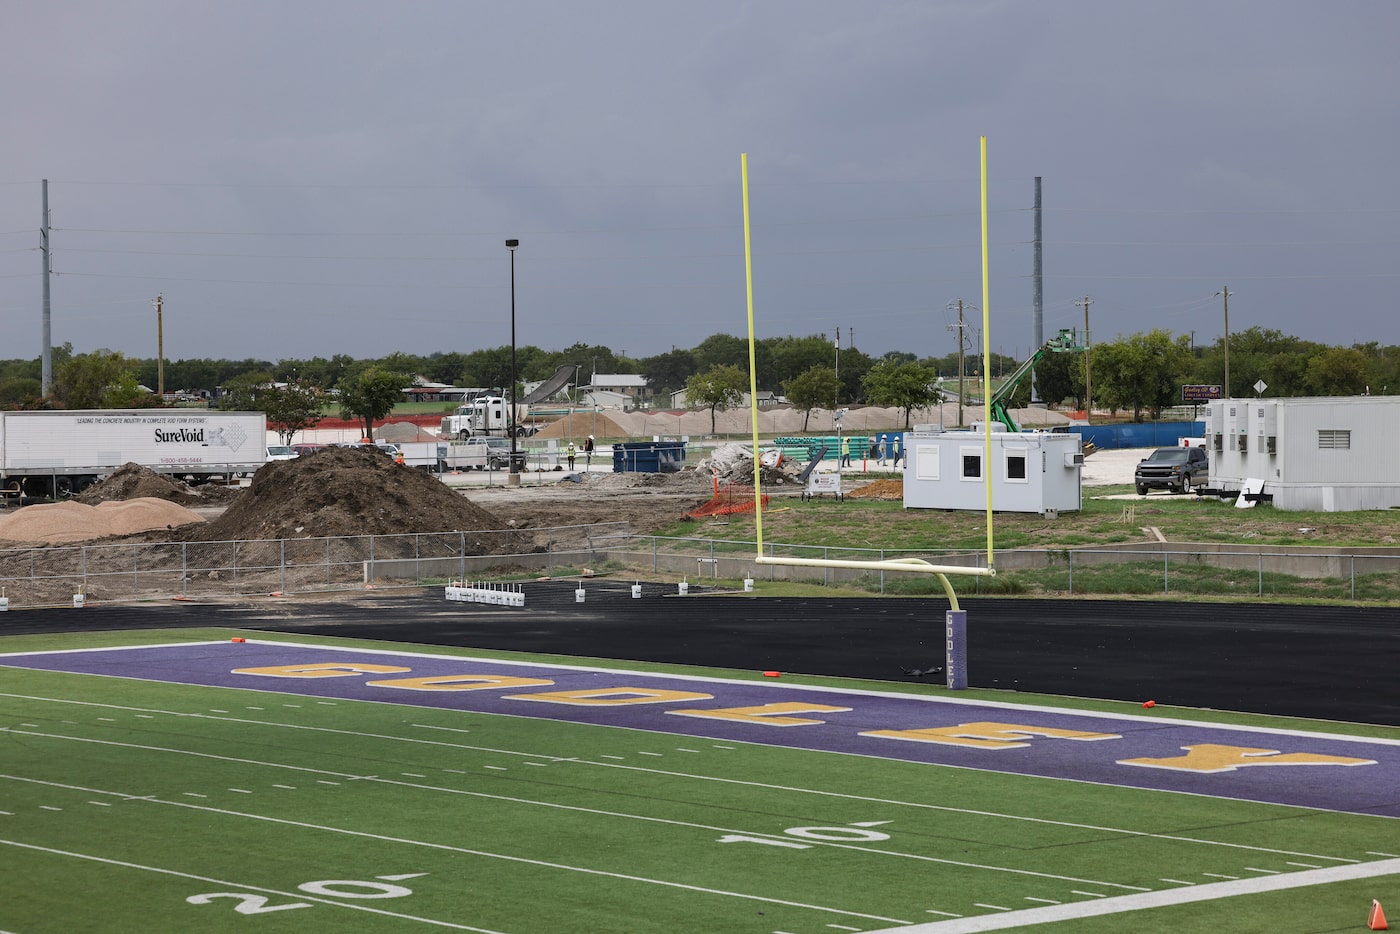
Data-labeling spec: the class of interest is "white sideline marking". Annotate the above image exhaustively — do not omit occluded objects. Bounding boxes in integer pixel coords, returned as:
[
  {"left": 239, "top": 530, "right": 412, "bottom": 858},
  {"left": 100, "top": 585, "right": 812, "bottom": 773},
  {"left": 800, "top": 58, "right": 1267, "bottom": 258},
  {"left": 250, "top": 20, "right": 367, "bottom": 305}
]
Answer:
[
  {"left": 10, "top": 639, "right": 1393, "bottom": 748},
  {"left": 863, "top": 857, "right": 1400, "bottom": 932},
  {"left": 0, "top": 838, "right": 504, "bottom": 932}
]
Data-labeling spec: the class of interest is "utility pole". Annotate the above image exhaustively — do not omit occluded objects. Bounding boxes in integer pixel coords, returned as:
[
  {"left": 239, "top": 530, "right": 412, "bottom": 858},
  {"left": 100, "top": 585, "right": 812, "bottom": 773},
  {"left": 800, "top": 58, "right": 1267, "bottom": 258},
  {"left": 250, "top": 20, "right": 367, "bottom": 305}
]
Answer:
[
  {"left": 1075, "top": 296, "right": 1093, "bottom": 421},
  {"left": 947, "top": 300, "right": 968, "bottom": 428},
  {"left": 152, "top": 294, "right": 164, "bottom": 399},
  {"left": 833, "top": 324, "right": 840, "bottom": 410},
  {"left": 40, "top": 180, "right": 52, "bottom": 397}
]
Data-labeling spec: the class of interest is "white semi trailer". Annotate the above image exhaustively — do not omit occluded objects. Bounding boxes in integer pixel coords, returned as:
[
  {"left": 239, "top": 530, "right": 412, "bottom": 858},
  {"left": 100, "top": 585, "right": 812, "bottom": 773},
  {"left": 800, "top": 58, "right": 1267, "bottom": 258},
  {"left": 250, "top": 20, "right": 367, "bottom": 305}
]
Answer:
[
  {"left": 439, "top": 396, "right": 535, "bottom": 440},
  {"left": 0, "top": 409, "right": 268, "bottom": 500}
]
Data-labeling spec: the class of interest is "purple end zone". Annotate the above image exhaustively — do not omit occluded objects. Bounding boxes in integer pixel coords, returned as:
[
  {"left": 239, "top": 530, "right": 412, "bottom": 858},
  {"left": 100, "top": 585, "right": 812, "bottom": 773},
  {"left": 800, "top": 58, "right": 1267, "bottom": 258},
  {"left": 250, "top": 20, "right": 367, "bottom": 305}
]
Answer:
[{"left": 5, "top": 640, "right": 1399, "bottom": 818}]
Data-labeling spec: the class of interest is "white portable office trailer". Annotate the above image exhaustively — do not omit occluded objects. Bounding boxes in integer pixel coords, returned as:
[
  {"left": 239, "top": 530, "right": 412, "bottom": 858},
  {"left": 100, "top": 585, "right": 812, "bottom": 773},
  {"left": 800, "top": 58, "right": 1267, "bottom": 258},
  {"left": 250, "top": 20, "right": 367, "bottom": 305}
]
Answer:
[
  {"left": 1206, "top": 396, "right": 1400, "bottom": 511},
  {"left": 902, "top": 426, "right": 1084, "bottom": 514}
]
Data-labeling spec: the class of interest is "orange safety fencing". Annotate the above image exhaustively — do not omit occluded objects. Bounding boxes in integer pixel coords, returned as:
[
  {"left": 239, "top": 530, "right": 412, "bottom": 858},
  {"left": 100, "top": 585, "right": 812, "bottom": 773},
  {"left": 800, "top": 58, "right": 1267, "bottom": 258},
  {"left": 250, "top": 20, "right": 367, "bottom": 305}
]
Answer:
[{"left": 687, "top": 481, "right": 769, "bottom": 518}]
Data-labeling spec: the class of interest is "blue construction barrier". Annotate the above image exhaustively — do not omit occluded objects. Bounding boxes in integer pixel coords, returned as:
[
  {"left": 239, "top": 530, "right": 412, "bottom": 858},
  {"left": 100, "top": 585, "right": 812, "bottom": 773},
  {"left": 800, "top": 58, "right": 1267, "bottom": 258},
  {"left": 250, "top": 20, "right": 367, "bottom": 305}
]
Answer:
[
  {"left": 1071, "top": 421, "right": 1205, "bottom": 451},
  {"left": 612, "top": 440, "right": 687, "bottom": 473}
]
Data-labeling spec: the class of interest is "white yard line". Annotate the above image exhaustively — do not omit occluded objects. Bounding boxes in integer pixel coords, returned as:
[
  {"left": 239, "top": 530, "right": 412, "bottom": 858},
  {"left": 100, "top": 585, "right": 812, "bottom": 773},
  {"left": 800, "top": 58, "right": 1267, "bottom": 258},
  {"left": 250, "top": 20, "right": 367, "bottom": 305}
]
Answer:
[
  {"left": 0, "top": 778, "right": 911, "bottom": 927},
  {"left": 0, "top": 693, "right": 1370, "bottom": 867},
  {"left": 0, "top": 838, "right": 505, "bottom": 932}
]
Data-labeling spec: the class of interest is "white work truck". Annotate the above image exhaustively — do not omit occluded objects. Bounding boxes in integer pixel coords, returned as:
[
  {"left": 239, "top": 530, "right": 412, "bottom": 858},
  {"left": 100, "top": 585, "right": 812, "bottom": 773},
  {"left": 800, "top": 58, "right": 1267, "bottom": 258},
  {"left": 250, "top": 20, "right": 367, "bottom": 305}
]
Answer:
[
  {"left": 0, "top": 409, "right": 268, "bottom": 500},
  {"left": 443, "top": 437, "right": 516, "bottom": 470}
]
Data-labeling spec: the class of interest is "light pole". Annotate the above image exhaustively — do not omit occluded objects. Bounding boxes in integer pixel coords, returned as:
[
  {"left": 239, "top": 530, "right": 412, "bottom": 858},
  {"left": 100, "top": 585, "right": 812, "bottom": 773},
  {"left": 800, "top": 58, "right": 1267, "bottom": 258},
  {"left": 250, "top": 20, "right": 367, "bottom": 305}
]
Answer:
[
  {"left": 1216, "top": 286, "right": 1232, "bottom": 398},
  {"left": 505, "top": 239, "right": 521, "bottom": 485}
]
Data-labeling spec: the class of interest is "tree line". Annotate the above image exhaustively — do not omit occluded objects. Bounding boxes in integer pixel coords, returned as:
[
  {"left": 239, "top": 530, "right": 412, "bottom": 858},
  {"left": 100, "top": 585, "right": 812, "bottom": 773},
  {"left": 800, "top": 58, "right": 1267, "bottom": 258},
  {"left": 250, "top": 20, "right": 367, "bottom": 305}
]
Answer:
[{"left": 2, "top": 328, "right": 1396, "bottom": 432}]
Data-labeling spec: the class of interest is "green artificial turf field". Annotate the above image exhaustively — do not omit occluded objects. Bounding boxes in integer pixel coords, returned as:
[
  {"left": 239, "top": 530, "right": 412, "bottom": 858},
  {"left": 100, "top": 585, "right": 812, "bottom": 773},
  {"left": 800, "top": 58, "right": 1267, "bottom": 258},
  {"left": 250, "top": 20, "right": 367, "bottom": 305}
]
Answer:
[{"left": 2, "top": 628, "right": 1397, "bottom": 933}]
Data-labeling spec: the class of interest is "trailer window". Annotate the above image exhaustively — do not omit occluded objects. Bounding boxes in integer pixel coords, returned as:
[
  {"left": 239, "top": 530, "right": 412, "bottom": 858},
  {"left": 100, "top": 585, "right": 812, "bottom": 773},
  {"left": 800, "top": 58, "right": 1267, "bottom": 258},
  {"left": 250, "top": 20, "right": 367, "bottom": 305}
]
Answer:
[
  {"left": 1005, "top": 447, "right": 1028, "bottom": 482},
  {"left": 960, "top": 447, "right": 982, "bottom": 480}
]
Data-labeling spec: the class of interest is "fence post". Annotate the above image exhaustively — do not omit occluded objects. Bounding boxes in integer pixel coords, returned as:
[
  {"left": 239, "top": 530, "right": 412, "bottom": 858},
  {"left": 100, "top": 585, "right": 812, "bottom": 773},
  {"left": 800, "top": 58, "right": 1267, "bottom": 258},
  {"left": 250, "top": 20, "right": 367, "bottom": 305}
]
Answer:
[
  {"left": 1258, "top": 553, "right": 1263, "bottom": 597},
  {"left": 181, "top": 542, "right": 188, "bottom": 598},
  {"left": 1352, "top": 556, "right": 1356, "bottom": 601},
  {"left": 280, "top": 539, "right": 287, "bottom": 594},
  {"left": 823, "top": 546, "right": 829, "bottom": 587},
  {"left": 1164, "top": 552, "right": 1169, "bottom": 594},
  {"left": 1068, "top": 549, "right": 1074, "bottom": 594},
  {"left": 82, "top": 545, "right": 88, "bottom": 598}
]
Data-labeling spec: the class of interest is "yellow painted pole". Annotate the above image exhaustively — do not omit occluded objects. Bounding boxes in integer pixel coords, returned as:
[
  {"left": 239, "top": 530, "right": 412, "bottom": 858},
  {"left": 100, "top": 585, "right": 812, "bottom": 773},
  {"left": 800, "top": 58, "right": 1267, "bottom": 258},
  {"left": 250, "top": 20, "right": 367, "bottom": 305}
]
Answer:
[
  {"left": 980, "top": 136, "right": 995, "bottom": 568},
  {"left": 742, "top": 154, "right": 764, "bottom": 551}
]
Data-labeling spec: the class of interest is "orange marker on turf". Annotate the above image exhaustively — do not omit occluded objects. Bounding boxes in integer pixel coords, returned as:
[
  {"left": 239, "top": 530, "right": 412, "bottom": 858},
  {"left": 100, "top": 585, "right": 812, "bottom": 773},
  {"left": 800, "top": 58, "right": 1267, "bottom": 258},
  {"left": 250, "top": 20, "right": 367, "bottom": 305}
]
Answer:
[{"left": 763, "top": 671, "right": 780, "bottom": 678}]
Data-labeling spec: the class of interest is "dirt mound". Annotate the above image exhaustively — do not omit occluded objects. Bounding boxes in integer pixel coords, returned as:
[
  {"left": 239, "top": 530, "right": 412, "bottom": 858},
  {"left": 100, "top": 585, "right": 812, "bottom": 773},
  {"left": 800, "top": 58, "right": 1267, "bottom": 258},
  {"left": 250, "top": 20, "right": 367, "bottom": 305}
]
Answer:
[
  {"left": 0, "top": 499, "right": 206, "bottom": 544},
  {"left": 76, "top": 463, "right": 240, "bottom": 506},
  {"left": 187, "top": 445, "right": 507, "bottom": 541},
  {"left": 846, "top": 478, "right": 903, "bottom": 501},
  {"left": 531, "top": 410, "right": 633, "bottom": 440},
  {"left": 376, "top": 420, "right": 441, "bottom": 443}
]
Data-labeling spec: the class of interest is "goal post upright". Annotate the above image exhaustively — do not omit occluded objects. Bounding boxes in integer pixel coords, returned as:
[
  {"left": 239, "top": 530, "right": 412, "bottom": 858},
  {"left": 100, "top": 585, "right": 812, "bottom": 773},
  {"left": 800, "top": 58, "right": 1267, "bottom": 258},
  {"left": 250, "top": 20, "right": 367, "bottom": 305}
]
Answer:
[{"left": 738, "top": 150, "right": 994, "bottom": 690}]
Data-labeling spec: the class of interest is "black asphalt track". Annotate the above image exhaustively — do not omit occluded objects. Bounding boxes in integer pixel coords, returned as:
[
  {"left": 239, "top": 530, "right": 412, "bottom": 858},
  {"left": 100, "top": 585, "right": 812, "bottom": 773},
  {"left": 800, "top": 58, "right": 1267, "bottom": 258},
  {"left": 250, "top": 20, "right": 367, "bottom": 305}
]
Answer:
[{"left": 5, "top": 584, "right": 1397, "bottom": 726}]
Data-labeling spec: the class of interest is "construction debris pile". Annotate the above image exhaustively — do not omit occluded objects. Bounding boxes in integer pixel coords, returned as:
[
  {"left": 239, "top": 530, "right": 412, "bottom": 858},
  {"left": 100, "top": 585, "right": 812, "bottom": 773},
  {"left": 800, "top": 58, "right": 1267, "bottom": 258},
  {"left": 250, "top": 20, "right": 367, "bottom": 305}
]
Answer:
[{"left": 696, "top": 442, "right": 797, "bottom": 487}]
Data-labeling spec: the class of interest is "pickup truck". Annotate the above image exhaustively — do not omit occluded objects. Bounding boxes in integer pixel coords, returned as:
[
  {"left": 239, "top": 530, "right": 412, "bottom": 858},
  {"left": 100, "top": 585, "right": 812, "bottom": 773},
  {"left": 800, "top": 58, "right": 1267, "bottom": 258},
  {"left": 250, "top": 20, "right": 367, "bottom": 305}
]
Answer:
[{"left": 1134, "top": 446, "right": 1209, "bottom": 495}]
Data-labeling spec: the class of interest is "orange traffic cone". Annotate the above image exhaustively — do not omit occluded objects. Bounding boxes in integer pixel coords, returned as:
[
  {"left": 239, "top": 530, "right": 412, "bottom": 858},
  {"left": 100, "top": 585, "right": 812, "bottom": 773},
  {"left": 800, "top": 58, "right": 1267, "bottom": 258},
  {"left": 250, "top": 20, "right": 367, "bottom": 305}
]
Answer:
[{"left": 1370, "top": 899, "right": 1389, "bottom": 931}]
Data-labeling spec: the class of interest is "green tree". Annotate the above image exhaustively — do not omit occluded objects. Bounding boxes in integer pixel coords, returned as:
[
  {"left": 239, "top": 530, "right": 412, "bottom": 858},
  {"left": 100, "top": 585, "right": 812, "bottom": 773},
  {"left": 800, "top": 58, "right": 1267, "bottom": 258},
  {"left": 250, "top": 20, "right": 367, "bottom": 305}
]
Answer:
[
  {"left": 862, "top": 361, "right": 941, "bottom": 429},
  {"left": 0, "top": 376, "right": 43, "bottom": 408},
  {"left": 685, "top": 364, "right": 747, "bottom": 433},
  {"left": 1306, "top": 347, "right": 1370, "bottom": 396},
  {"left": 263, "top": 381, "right": 327, "bottom": 445},
  {"left": 52, "top": 350, "right": 146, "bottom": 409},
  {"left": 783, "top": 366, "right": 839, "bottom": 431},
  {"left": 216, "top": 370, "right": 276, "bottom": 412},
  {"left": 1093, "top": 330, "right": 1194, "bottom": 421},
  {"left": 640, "top": 348, "right": 697, "bottom": 401},
  {"left": 1030, "top": 348, "right": 1081, "bottom": 408},
  {"left": 338, "top": 367, "right": 409, "bottom": 439}
]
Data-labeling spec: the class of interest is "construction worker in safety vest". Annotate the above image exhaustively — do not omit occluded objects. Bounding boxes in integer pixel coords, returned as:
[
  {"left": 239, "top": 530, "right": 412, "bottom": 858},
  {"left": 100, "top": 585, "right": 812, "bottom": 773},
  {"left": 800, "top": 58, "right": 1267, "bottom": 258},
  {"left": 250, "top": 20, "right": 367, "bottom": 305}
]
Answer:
[{"left": 565, "top": 441, "right": 577, "bottom": 470}]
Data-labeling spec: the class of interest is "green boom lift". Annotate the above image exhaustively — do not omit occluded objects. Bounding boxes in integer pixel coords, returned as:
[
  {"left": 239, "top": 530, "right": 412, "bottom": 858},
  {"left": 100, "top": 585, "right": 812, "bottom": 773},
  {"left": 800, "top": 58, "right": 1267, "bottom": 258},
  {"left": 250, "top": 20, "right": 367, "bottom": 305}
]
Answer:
[{"left": 986, "top": 327, "right": 1086, "bottom": 432}]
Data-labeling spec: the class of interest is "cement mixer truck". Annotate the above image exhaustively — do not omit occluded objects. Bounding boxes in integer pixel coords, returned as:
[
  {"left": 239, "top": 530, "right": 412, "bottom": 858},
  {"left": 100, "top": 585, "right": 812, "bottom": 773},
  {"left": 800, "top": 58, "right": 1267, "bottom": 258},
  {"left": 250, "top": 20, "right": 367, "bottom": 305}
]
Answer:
[{"left": 439, "top": 396, "right": 535, "bottom": 440}]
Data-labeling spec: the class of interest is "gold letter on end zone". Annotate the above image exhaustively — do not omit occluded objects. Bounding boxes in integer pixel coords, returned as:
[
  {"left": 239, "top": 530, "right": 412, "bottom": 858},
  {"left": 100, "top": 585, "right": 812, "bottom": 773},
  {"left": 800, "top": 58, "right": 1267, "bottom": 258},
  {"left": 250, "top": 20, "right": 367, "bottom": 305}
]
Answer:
[
  {"left": 1119, "top": 743, "right": 1377, "bottom": 773},
  {"left": 667, "top": 702, "right": 852, "bottom": 727},
  {"left": 860, "top": 721, "right": 1121, "bottom": 749}
]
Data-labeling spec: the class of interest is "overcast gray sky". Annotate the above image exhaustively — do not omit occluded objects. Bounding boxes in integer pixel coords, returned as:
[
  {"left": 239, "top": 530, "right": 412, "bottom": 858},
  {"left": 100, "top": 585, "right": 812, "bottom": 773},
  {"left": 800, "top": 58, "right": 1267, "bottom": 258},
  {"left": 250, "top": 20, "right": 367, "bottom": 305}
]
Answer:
[{"left": 3, "top": 1, "right": 1397, "bottom": 368}]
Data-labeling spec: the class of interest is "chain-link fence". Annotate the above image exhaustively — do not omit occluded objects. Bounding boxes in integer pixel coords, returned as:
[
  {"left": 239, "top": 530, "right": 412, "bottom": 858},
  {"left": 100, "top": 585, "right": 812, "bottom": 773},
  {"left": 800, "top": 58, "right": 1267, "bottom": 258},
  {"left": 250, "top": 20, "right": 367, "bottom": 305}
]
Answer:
[
  {"left": 3, "top": 526, "right": 1397, "bottom": 609},
  {"left": 0, "top": 522, "right": 627, "bottom": 609}
]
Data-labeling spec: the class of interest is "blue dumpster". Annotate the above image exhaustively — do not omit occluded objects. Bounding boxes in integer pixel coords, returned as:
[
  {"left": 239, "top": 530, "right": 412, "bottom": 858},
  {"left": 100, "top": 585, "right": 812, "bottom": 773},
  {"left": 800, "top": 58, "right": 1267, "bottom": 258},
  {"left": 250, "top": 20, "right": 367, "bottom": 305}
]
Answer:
[{"left": 613, "top": 440, "right": 687, "bottom": 473}]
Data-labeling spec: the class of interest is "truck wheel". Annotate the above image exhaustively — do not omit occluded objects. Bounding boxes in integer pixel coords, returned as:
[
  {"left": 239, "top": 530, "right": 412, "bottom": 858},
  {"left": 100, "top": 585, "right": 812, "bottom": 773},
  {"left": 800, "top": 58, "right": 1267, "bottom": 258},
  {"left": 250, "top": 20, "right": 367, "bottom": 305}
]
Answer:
[
  {"left": 1136, "top": 484, "right": 1148, "bottom": 496},
  {"left": 458, "top": 430, "right": 470, "bottom": 441},
  {"left": 1179, "top": 475, "right": 1193, "bottom": 494}
]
